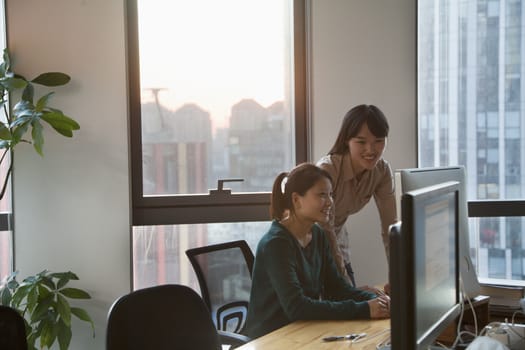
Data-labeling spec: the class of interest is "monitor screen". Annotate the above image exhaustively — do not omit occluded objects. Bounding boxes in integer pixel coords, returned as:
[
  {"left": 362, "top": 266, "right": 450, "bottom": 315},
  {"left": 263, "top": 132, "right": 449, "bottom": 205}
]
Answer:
[
  {"left": 390, "top": 181, "right": 461, "bottom": 350},
  {"left": 394, "top": 166, "right": 480, "bottom": 299}
]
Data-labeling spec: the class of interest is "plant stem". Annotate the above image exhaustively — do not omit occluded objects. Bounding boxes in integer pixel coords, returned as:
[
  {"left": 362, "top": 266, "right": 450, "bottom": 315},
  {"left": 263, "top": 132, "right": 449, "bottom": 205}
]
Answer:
[{"left": 0, "top": 160, "right": 12, "bottom": 200}]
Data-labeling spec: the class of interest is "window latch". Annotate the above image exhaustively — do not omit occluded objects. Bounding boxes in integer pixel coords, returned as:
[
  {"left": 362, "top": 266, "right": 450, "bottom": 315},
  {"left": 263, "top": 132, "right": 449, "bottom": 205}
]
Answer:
[{"left": 209, "top": 178, "right": 244, "bottom": 196}]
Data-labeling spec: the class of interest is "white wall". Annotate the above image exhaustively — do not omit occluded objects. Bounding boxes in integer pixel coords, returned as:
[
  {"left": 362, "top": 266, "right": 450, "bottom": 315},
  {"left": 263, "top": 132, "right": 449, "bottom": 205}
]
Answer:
[
  {"left": 6, "top": 0, "right": 416, "bottom": 348},
  {"left": 7, "top": 1, "right": 130, "bottom": 348},
  {"left": 310, "top": 0, "right": 417, "bottom": 286}
]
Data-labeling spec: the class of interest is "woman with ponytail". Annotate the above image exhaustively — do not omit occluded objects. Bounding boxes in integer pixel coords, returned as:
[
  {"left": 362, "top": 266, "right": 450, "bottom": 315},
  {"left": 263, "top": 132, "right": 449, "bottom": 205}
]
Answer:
[{"left": 243, "top": 163, "right": 390, "bottom": 340}]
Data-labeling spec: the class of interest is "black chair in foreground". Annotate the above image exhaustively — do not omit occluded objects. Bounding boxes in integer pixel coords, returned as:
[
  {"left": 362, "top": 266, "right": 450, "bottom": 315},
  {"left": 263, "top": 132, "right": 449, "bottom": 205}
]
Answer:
[
  {"left": 0, "top": 305, "right": 28, "bottom": 350},
  {"left": 186, "top": 240, "right": 254, "bottom": 335},
  {"left": 106, "top": 284, "right": 249, "bottom": 350}
]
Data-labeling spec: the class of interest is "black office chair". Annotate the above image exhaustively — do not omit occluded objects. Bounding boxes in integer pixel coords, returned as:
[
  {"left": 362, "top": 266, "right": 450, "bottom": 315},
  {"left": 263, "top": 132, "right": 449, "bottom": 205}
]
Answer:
[
  {"left": 0, "top": 305, "right": 28, "bottom": 350},
  {"left": 186, "top": 240, "right": 254, "bottom": 335},
  {"left": 106, "top": 284, "right": 249, "bottom": 350}
]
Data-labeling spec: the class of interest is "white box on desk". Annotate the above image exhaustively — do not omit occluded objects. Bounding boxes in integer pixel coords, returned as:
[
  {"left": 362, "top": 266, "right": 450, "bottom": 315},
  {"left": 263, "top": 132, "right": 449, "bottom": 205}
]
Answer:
[{"left": 486, "top": 322, "right": 525, "bottom": 350}]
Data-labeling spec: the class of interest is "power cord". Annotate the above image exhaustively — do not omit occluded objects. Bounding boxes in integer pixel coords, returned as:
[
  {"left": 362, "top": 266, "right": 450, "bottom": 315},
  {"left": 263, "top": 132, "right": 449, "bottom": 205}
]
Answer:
[
  {"left": 507, "top": 310, "right": 525, "bottom": 343},
  {"left": 451, "top": 277, "right": 479, "bottom": 349}
]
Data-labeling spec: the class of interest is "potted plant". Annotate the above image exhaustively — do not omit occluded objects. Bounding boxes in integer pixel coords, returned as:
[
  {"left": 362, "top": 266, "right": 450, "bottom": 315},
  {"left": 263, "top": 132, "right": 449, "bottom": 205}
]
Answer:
[
  {"left": 0, "top": 270, "right": 94, "bottom": 350},
  {"left": 0, "top": 48, "right": 80, "bottom": 199}
]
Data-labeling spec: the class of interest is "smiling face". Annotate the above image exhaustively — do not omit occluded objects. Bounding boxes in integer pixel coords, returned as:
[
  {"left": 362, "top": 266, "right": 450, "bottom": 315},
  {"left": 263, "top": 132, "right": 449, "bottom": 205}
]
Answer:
[
  {"left": 293, "top": 177, "right": 333, "bottom": 224},
  {"left": 348, "top": 122, "right": 387, "bottom": 174}
]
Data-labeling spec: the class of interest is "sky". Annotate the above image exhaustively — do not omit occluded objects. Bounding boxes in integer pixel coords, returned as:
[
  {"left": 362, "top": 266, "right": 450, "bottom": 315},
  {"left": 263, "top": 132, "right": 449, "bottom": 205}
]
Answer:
[{"left": 137, "top": 0, "right": 291, "bottom": 130}]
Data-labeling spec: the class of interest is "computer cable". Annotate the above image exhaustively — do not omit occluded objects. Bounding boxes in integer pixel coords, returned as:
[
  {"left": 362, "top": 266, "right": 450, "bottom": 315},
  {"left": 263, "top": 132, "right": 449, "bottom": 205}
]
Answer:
[{"left": 451, "top": 277, "right": 480, "bottom": 349}]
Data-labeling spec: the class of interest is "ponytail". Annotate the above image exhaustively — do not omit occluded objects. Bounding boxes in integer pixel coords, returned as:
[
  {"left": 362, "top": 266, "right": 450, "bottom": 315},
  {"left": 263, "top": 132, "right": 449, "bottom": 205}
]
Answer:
[{"left": 270, "top": 172, "right": 288, "bottom": 220}]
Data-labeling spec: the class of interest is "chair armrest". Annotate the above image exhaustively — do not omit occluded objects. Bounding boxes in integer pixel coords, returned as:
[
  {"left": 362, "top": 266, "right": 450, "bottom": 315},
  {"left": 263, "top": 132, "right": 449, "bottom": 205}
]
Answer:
[{"left": 218, "top": 330, "right": 251, "bottom": 348}]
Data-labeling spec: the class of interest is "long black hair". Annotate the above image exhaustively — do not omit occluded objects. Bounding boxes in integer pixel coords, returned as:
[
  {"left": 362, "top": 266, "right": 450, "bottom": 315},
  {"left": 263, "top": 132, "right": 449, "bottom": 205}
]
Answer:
[
  {"left": 328, "top": 104, "right": 389, "bottom": 155},
  {"left": 270, "top": 163, "right": 332, "bottom": 220}
]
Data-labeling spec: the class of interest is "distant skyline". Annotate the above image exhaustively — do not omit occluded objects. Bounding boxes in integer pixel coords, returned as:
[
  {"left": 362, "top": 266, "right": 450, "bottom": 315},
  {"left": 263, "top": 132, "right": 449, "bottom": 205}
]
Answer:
[{"left": 137, "top": 0, "right": 291, "bottom": 130}]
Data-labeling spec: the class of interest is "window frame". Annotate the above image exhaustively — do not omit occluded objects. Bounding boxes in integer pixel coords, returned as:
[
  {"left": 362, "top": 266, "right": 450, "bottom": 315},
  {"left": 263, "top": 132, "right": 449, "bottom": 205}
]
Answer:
[
  {"left": 0, "top": 0, "right": 12, "bottom": 281},
  {"left": 468, "top": 200, "right": 525, "bottom": 218},
  {"left": 126, "top": 0, "right": 309, "bottom": 226}
]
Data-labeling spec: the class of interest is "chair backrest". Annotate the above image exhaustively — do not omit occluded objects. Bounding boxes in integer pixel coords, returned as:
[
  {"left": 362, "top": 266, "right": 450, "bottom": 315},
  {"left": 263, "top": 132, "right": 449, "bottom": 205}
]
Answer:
[
  {"left": 186, "top": 240, "right": 254, "bottom": 334},
  {"left": 106, "top": 284, "right": 221, "bottom": 350},
  {"left": 0, "top": 305, "right": 28, "bottom": 350}
]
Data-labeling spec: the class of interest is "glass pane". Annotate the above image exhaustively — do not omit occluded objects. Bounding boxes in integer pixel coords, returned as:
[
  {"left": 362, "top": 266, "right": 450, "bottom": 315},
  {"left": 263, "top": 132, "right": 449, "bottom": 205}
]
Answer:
[
  {"left": 418, "top": 0, "right": 525, "bottom": 282},
  {"left": 471, "top": 216, "right": 525, "bottom": 281},
  {"left": 0, "top": 230, "right": 12, "bottom": 281},
  {"left": 137, "top": 0, "right": 295, "bottom": 196},
  {"left": 132, "top": 221, "right": 268, "bottom": 291}
]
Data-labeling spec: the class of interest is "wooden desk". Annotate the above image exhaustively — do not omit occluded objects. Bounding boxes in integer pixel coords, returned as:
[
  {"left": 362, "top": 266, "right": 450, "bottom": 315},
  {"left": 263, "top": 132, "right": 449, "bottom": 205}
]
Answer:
[{"left": 236, "top": 318, "right": 390, "bottom": 350}]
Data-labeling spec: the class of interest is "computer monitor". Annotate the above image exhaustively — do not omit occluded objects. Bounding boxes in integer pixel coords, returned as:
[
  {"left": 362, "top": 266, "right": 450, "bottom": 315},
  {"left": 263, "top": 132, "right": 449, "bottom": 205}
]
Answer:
[
  {"left": 394, "top": 166, "right": 480, "bottom": 299},
  {"left": 390, "top": 181, "right": 462, "bottom": 350}
]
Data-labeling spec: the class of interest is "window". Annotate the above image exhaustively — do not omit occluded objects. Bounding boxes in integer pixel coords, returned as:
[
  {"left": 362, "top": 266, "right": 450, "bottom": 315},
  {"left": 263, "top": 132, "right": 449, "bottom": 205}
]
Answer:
[
  {"left": 418, "top": 0, "right": 525, "bottom": 283},
  {"left": 127, "top": 0, "right": 307, "bottom": 289}
]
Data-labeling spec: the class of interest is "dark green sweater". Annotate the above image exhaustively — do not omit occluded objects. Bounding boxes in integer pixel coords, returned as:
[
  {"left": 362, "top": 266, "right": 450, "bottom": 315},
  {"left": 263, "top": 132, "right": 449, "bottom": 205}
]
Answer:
[{"left": 244, "top": 220, "right": 375, "bottom": 339}]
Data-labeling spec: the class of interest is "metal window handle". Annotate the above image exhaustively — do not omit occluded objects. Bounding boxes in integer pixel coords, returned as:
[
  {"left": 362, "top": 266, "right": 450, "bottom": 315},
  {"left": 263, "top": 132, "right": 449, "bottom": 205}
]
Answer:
[{"left": 209, "top": 178, "right": 244, "bottom": 196}]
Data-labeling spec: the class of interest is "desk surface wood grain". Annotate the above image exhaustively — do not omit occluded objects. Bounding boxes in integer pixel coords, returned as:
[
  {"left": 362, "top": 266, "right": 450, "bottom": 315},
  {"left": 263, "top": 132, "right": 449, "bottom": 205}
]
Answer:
[{"left": 236, "top": 318, "right": 390, "bottom": 350}]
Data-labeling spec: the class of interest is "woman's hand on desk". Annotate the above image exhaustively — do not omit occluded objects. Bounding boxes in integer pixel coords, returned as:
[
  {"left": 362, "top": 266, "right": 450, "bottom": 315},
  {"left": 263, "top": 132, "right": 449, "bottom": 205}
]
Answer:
[
  {"left": 368, "top": 295, "right": 390, "bottom": 319},
  {"left": 383, "top": 283, "right": 390, "bottom": 295}
]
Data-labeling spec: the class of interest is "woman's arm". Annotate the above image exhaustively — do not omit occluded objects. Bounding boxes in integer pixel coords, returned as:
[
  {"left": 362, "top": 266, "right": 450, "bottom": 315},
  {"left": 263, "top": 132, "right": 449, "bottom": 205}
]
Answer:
[
  {"left": 374, "top": 161, "right": 398, "bottom": 261},
  {"left": 264, "top": 237, "right": 371, "bottom": 321}
]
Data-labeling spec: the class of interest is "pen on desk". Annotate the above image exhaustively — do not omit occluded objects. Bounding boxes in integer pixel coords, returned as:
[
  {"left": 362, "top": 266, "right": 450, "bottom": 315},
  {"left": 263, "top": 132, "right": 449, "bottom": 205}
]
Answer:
[
  {"left": 322, "top": 333, "right": 366, "bottom": 342},
  {"left": 351, "top": 333, "right": 367, "bottom": 343},
  {"left": 323, "top": 334, "right": 354, "bottom": 342}
]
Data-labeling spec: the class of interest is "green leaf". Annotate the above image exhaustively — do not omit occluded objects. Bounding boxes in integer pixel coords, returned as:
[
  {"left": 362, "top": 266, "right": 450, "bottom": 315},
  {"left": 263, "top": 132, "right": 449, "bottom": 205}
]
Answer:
[
  {"left": 39, "top": 319, "right": 57, "bottom": 349},
  {"left": 22, "top": 275, "right": 38, "bottom": 284},
  {"left": 11, "top": 284, "right": 32, "bottom": 307},
  {"left": 11, "top": 121, "right": 30, "bottom": 145},
  {"left": 59, "top": 288, "right": 91, "bottom": 299},
  {"left": 21, "top": 82, "right": 34, "bottom": 103},
  {"left": 32, "top": 119, "right": 44, "bottom": 155},
  {"left": 0, "top": 76, "right": 27, "bottom": 90},
  {"left": 1, "top": 49, "right": 10, "bottom": 72},
  {"left": 12, "top": 100, "right": 35, "bottom": 120},
  {"left": 52, "top": 272, "right": 78, "bottom": 289},
  {"left": 71, "top": 307, "right": 95, "bottom": 336},
  {"left": 40, "top": 112, "right": 80, "bottom": 138},
  {"left": 31, "top": 72, "right": 70, "bottom": 87},
  {"left": 40, "top": 275, "right": 56, "bottom": 291},
  {"left": 56, "top": 294, "right": 71, "bottom": 327},
  {"left": 0, "top": 122, "right": 12, "bottom": 140},
  {"left": 56, "top": 278, "right": 69, "bottom": 290},
  {"left": 27, "top": 331, "right": 38, "bottom": 350},
  {"left": 30, "top": 295, "right": 53, "bottom": 323},
  {"left": 6, "top": 272, "right": 20, "bottom": 288},
  {"left": 36, "top": 270, "right": 51, "bottom": 277},
  {"left": 26, "top": 286, "right": 38, "bottom": 312},
  {"left": 50, "top": 271, "right": 79, "bottom": 281},
  {"left": 35, "top": 92, "right": 54, "bottom": 112},
  {"left": 57, "top": 318, "right": 72, "bottom": 350},
  {"left": 0, "top": 286, "right": 12, "bottom": 306},
  {"left": 37, "top": 284, "right": 52, "bottom": 300}
]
